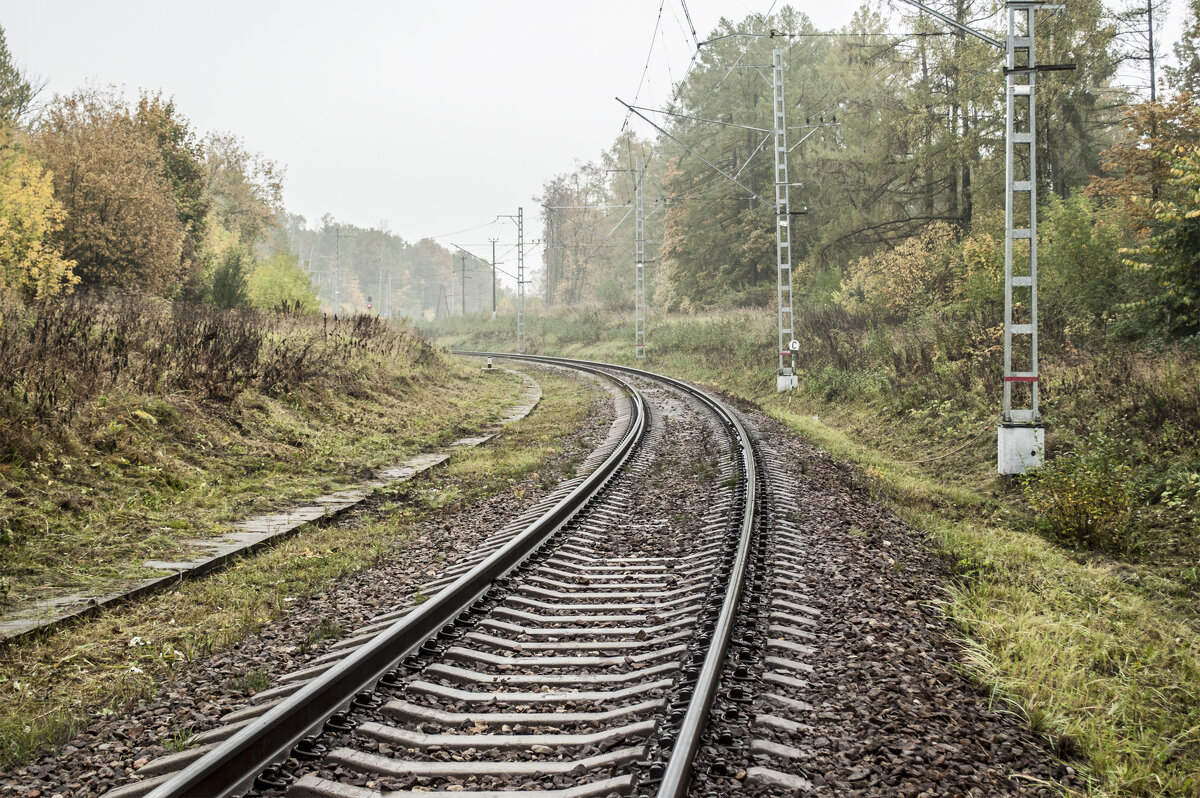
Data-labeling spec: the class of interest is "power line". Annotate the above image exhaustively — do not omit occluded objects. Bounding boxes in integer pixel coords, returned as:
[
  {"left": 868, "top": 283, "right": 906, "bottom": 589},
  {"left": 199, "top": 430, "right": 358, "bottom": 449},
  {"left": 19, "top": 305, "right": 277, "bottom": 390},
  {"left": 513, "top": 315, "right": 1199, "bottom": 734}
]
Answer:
[
  {"left": 543, "top": 204, "right": 635, "bottom": 255},
  {"left": 678, "top": 0, "right": 700, "bottom": 49},
  {"left": 624, "top": 0, "right": 669, "bottom": 134},
  {"left": 427, "top": 218, "right": 503, "bottom": 241},
  {"left": 661, "top": 15, "right": 676, "bottom": 89}
]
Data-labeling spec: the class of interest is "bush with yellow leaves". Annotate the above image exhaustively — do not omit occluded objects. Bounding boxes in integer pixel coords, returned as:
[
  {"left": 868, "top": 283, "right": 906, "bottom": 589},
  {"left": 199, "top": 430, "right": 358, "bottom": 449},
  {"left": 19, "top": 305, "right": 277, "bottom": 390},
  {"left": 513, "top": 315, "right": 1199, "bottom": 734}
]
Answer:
[
  {"left": 836, "top": 221, "right": 960, "bottom": 314},
  {"left": 1021, "top": 431, "right": 1142, "bottom": 552}
]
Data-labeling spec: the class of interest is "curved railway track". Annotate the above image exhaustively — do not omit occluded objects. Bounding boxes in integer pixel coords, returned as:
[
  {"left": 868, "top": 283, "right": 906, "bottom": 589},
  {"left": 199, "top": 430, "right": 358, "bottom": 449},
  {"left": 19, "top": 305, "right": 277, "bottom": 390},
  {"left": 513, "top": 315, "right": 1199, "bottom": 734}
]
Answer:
[{"left": 107, "top": 356, "right": 791, "bottom": 798}]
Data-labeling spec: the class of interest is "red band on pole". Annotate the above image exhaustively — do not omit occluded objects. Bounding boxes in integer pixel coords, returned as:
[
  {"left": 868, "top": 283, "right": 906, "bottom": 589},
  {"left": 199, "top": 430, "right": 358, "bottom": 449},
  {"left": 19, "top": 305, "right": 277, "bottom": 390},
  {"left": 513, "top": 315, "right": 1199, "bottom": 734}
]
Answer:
[{"left": 1004, "top": 376, "right": 1039, "bottom": 382}]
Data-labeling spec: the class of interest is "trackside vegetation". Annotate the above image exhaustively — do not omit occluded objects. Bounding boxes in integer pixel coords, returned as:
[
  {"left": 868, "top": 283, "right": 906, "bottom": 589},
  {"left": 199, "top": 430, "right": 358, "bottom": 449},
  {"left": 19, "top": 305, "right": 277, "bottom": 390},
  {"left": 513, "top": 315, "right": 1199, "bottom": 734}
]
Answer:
[
  {"left": 0, "top": 17, "right": 591, "bottom": 770},
  {"left": 2, "top": 1, "right": 1200, "bottom": 794},
  {"left": 421, "top": 9, "right": 1200, "bottom": 792},
  {"left": 427, "top": 307, "right": 1200, "bottom": 797},
  {"left": 0, "top": 292, "right": 529, "bottom": 605}
]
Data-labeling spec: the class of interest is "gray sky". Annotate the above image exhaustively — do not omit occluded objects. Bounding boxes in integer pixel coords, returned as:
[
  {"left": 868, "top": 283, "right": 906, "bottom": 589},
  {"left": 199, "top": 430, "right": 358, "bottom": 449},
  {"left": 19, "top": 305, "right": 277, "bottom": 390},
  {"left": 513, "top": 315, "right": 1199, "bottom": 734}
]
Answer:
[{"left": 3, "top": 1, "right": 1188, "bottom": 272}]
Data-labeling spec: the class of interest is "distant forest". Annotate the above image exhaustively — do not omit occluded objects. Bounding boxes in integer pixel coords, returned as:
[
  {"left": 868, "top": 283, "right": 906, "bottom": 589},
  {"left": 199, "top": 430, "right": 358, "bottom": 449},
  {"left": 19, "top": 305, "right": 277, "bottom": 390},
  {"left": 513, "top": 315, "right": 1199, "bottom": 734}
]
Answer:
[
  {"left": 2, "top": 2, "right": 1199, "bottom": 338},
  {"left": 539, "top": 1, "right": 1200, "bottom": 343}
]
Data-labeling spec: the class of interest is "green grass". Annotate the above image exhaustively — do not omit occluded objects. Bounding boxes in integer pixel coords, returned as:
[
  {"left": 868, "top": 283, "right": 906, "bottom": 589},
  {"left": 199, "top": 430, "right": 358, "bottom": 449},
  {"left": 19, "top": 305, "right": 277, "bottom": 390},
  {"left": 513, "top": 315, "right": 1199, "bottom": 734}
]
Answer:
[
  {"left": 0, "top": 354, "right": 521, "bottom": 605},
  {"left": 773, "top": 404, "right": 1200, "bottom": 797},
  {"left": 426, "top": 307, "right": 1200, "bottom": 797},
  {"left": 307, "top": 618, "right": 346, "bottom": 644},
  {"left": 233, "top": 668, "right": 270, "bottom": 695},
  {"left": 0, "top": 368, "right": 596, "bottom": 768}
]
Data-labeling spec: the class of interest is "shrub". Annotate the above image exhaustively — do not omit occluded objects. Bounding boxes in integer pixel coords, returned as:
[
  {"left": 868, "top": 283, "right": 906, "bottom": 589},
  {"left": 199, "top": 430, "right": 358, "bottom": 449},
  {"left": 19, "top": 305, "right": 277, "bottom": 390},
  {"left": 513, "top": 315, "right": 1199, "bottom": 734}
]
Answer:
[
  {"left": 1021, "top": 431, "right": 1142, "bottom": 552},
  {"left": 211, "top": 249, "right": 249, "bottom": 308},
  {"left": 247, "top": 251, "right": 317, "bottom": 312},
  {"left": 0, "top": 291, "right": 440, "bottom": 463},
  {"left": 836, "top": 221, "right": 959, "bottom": 313}
]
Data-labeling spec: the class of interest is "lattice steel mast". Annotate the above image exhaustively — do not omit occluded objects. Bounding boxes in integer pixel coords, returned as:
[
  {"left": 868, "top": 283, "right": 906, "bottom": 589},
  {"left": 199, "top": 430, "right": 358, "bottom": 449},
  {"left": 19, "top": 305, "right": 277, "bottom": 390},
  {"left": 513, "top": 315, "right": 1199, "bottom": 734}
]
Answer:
[
  {"left": 517, "top": 207, "right": 525, "bottom": 354},
  {"left": 901, "top": 0, "right": 1069, "bottom": 473},
  {"left": 998, "top": 2, "right": 1052, "bottom": 473},
  {"left": 773, "top": 48, "right": 798, "bottom": 391},
  {"left": 635, "top": 157, "right": 647, "bottom": 359}
]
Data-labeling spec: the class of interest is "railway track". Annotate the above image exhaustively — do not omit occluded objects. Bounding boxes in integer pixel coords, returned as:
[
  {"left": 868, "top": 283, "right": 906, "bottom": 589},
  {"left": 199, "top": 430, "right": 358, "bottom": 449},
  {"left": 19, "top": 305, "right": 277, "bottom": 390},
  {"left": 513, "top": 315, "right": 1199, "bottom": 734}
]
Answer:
[{"left": 106, "top": 356, "right": 817, "bottom": 798}]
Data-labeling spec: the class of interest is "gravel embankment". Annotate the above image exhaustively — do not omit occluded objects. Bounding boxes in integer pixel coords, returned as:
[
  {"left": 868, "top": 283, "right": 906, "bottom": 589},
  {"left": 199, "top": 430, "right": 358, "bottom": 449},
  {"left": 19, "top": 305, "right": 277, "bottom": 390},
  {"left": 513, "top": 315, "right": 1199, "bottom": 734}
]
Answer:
[{"left": 692, "top": 406, "right": 1079, "bottom": 797}]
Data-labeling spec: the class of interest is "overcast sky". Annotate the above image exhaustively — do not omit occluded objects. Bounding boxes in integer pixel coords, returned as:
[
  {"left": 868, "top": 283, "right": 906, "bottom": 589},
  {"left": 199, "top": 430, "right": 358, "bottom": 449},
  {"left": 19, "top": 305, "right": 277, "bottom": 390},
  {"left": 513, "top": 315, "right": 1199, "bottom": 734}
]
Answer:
[{"left": 3, "top": 1, "right": 1188, "bottom": 270}]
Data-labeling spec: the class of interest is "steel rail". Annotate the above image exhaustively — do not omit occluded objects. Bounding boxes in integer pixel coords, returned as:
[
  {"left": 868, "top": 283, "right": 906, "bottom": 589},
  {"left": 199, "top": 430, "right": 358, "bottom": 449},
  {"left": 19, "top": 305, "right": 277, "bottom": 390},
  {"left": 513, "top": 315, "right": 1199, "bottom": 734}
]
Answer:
[
  {"left": 454, "top": 352, "right": 759, "bottom": 797},
  {"left": 144, "top": 365, "right": 647, "bottom": 798}
]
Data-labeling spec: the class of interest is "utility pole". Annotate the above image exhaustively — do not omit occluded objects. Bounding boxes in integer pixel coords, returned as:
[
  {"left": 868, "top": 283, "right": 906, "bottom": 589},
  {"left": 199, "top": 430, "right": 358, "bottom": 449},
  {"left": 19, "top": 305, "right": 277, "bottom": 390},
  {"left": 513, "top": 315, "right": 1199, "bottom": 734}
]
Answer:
[
  {"left": 458, "top": 252, "right": 468, "bottom": 316},
  {"left": 773, "top": 48, "right": 798, "bottom": 391},
  {"left": 619, "top": 45, "right": 826, "bottom": 390},
  {"left": 490, "top": 238, "right": 498, "bottom": 321},
  {"left": 634, "top": 157, "right": 647, "bottom": 359},
  {"left": 517, "top": 207, "right": 525, "bottom": 353},
  {"left": 545, "top": 217, "right": 555, "bottom": 305},
  {"left": 377, "top": 235, "right": 385, "bottom": 319},
  {"left": 334, "top": 226, "right": 354, "bottom": 314},
  {"left": 499, "top": 209, "right": 527, "bottom": 353},
  {"left": 1001, "top": 2, "right": 1044, "bottom": 474},
  {"left": 334, "top": 227, "right": 341, "bottom": 313},
  {"left": 901, "top": 0, "right": 1073, "bottom": 474},
  {"left": 600, "top": 162, "right": 646, "bottom": 357}
]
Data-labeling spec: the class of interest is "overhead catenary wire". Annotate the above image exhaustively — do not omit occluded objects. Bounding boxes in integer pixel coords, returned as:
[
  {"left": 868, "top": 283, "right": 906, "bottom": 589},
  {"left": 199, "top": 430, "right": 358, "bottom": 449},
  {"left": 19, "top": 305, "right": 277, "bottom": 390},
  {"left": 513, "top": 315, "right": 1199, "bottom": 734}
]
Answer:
[
  {"left": 427, "top": 218, "right": 507, "bottom": 242},
  {"left": 611, "top": 0, "right": 1025, "bottom": 251},
  {"left": 623, "top": 0, "right": 669, "bottom": 134},
  {"left": 678, "top": 0, "right": 701, "bottom": 50},
  {"left": 661, "top": 17, "right": 676, "bottom": 90},
  {"left": 543, "top": 204, "right": 635, "bottom": 256}
]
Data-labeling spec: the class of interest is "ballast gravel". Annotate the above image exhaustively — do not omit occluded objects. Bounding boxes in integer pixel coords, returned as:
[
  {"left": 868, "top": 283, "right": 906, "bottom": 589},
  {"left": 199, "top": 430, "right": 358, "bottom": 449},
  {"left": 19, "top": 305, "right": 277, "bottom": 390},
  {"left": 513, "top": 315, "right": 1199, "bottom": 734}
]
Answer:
[
  {"left": 294, "top": 387, "right": 724, "bottom": 793},
  {"left": 690, "top": 405, "right": 1080, "bottom": 798},
  {"left": 2, "top": 378, "right": 1086, "bottom": 798}
]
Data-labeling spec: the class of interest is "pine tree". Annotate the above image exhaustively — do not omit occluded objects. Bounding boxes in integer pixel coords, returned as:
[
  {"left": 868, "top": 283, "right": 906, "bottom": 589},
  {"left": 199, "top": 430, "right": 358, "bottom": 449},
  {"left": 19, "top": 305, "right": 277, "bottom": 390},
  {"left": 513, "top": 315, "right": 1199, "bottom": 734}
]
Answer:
[{"left": 0, "top": 25, "right": 35, "bottom": 125}]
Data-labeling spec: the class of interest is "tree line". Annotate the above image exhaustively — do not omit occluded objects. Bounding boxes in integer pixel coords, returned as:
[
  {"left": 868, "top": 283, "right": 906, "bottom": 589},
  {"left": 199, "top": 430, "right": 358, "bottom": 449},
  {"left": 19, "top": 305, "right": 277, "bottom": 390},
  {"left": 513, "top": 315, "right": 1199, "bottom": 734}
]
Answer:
[
  {"left": 0, "top": 25, "right": 485, "bottom": 321},
  {"left": 536, "top": 0, "right": 1200, "bottom": 342},
  {"left": 276, "top": 215, "right": 505, "bottom": 321}
]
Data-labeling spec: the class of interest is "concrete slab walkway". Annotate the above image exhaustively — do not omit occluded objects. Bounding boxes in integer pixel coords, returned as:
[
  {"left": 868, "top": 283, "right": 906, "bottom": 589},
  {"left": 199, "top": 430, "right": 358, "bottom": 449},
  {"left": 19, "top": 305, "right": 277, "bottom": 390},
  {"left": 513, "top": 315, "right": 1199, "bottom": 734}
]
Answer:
[{"left": 0, "top": 364, "right": 540, "bottom": 643}]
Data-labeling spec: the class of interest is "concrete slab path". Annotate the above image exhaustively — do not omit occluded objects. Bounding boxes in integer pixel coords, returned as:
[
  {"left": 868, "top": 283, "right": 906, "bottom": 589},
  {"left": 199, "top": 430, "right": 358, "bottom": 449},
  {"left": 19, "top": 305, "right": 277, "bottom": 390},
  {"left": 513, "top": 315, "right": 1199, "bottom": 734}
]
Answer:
[{"left": 0, "top": 363, "right": 540, "bottom": 642}]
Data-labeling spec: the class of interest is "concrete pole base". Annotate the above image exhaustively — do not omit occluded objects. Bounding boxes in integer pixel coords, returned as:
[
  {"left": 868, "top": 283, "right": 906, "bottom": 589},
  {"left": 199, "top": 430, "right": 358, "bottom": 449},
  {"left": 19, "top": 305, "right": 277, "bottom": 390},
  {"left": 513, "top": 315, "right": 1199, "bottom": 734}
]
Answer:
[{"left": 998, "top": 423, "right": 1044, "bottom": 475}]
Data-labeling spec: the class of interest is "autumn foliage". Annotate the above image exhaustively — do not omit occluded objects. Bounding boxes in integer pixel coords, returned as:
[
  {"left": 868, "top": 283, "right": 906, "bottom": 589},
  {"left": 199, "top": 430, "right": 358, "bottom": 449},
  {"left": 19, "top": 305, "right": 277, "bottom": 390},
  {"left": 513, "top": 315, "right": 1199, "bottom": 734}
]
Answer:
[
  {"left": 0, "top": 22, "right": 300, "bottom": 305},
  {"left": 0, "top": 131, "right": 77, "bottom": 299},
  {"left": 30, "top": 90, "right": 186, "bottom": 293},
  {"left": 1088, "top": 92, "right": 1200, "bottom": 227}
]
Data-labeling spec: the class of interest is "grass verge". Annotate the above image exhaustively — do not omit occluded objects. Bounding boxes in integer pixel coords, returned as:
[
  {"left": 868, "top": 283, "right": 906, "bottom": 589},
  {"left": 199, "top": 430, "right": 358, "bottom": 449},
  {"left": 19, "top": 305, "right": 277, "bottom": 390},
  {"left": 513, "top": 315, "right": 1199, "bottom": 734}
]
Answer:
[
  {"left": 0, "top": 367, "right": 596, "bottom": 768},
  {"left": 1, "top": 305, "right": 521, "bottom": 605},
  {"left": 775, "top": 407, "right": 1200, "bottom": 798},
  {"left": 427, "top": 308, "right": 1200, "bottom": 798}
]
